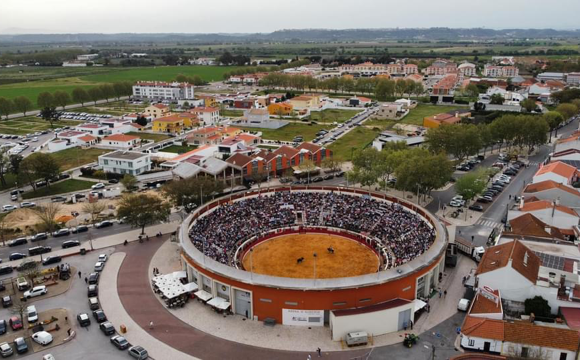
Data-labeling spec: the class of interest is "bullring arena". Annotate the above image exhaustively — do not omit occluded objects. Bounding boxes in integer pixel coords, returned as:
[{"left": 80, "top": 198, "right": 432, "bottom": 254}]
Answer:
[{"left": 179, "top": 186, "right": 447, "bottom": 340}]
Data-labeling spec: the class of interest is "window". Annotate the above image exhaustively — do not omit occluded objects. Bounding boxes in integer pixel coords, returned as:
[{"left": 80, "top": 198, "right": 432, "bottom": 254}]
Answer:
[
  {"left": 128, "top": 162, "right": 133, "bottom": 168},
  {"left": 468, "top": 339, "right": 475, "bottom": 347},
  {"left": 560, "top": 353, "right": 567, "bottom": 360},
  {"left": 103, "top": 159, "right": 109, "bottom": 165}
]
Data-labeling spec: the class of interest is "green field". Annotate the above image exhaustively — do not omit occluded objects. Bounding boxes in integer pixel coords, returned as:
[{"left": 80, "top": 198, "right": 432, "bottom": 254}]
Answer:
[
  {"left": 0, "top": 117, "right": 82, "bottom": 135},
  {"left": 363, "top": 118, "right": 397, "bottom": 130},
  {"left": 239, "top": 123, "right": 330, "bottom": 142},
  {"left": 308, "top": 109, "right": 362, "bottom": 124},
  {"left": 127, "top": 132, "right": 170, "bottom": 142},
  {"left": 46, "top": 147, "right": 110, "bottom": 171},
  {"left": 22, "top": 179, "right": 95, "bottom": 200},
  {"left": 221, "top": 109, "right": 244, "bottom": 117},
  {"left": 329, "top": 127, "right": 382, "bottom": 160},
  {"left": 162, "top": 145, "right": 197, "bottom": 154},
  {"left": 402, "top": 104, "right": 467, "bottom": 126},
  {"left": 0, "top": 66, "right": 242, "bottom": 108}
]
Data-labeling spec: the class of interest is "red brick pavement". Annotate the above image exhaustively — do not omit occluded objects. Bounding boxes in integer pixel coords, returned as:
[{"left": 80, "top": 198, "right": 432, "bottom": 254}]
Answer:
[{"left": 116, "top": 238, "right": 369, "bottom": 360}]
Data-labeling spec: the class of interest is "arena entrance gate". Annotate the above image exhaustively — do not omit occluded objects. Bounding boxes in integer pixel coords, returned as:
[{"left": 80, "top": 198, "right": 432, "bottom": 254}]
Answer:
[{"left": 234, "top": 289, "right": 252, "bottom": 319}]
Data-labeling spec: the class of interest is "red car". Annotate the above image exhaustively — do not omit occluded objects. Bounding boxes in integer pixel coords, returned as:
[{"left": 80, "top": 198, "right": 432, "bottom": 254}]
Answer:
[{"left": 9, "top": 316, "right": 22, "bottom": 331}]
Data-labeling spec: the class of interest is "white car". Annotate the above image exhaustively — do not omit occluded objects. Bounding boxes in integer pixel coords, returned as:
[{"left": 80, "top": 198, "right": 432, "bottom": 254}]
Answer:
[
  {"left": 2, "top": 205, "right": 17, "bottom": 212},
  {"left": 0, "top": 342, "right": 12, "bottom": 357},
  {"left": 20, "top": 202, "right": 36, "bottom": 208},
  {"left": 98, "top": 254, "right": 108, "bottom": 262},
  {"left": 32, "top": 331, "right": 53, "bottom": 345},
  {"left": 24, "top": 285, "right": 47, "bottom": 299},
  {"left": 94, "top": 262, "right": 104, "bottom": 272},
  {"left": 449, "top": 200, "right": 463, "bottom": 207},
  {"left": 91, "top": 183, "right": 105, "bottom": 190}
]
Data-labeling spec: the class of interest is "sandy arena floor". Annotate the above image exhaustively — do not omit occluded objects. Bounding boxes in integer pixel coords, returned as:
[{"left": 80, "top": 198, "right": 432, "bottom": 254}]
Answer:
[{"left": 242, "top": 233, "right": 379, "bottom": 279}]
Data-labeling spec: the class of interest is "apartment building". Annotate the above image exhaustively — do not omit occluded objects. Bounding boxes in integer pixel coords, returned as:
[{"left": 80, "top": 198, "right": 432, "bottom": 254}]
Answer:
[
  {"left": 483, "top": 65, "right": 519, "bottom": 78},
  {"left": 98, "top": 151, "right": 151, "bottom": 175},
  {"left": 132, "top": 81, "right": 195, "bottom": 100}
]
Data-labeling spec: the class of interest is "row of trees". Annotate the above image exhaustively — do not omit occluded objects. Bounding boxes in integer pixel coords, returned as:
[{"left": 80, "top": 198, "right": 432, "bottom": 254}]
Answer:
[
  {"left": 259, "top": 73, "right": 424, "bottom": 100},
  {"left": 0, "top": 81, "right": 133, "bottom": 119}
]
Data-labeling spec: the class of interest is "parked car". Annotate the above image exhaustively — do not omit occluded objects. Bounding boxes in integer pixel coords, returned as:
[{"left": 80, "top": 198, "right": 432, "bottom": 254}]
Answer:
[
  {"left": 19, "top": 202, "right": 36, "bottom": 208},
  {"left": 9, "top": 316, "right": 22, "bottom": 331},
  {"left": 0, "top": 267, "right": 12, "bottom": 276},
  {"left": 42, "top": 256, "right": 62, "bottom": 266},
  {"left": 31, "top": 233, "right": 48, "bottom": 242},
  {"left": 9, "top": 253, "right": 26, "bottom": 261},
  {"left": 0, "top": 320, "right": 6, "bottom": 335},
  {"left": 32, "top": 331, "right": 53, "bottom": 346},
  {"left": 111, "top": 335, "right": 129, "bottom": 350},
  {"left": 8, "top": 237, "right": 28, "bottom": 247},
  {"left": 108, "top": 179, "right": 119, "bottom": 184},
  {"left": 2, "top": 205, "right": 17, "bottom": 212},
  {"left": 26, "top": 305, "right": 38, "bottom": 323},
  {"left": 449, "top": 200, "right": 463, "bottom": 207},
  {"left": 95, "top": 221, "right": 113, "bottom": 229},
  {"left": 24, "top": 285, "right": 47, "bottom": 299},
  {"left": 98, "top": 254, "right": 108, "bottom": 262},
  {"left": 62, "top": 240, "right": 80, "bottom": 249},
  {"left": 1, "top": 296, "right": 11, "bottom": 308},
  {"left": 94, "top": 262, "right": 104, "bottom": 272},
  {"left": 72, "top": 225, "right": 88, "bottom": 234},
  {"left": 0, "top": 342, "right": 13, "bottom": 357},
  {"left": 91, "top": 183, "right": 105, "bottom": 190},
  {"left": 89, "top": 297, "right": 99, "bottom": 311},
  {"left": 100, "top": 321, "right": 116, "bottom": 336},
  {"left": 16, "top": 260, "right": 38, "bottom": 272},
  {"left": 52, "top": 229, "right": 70, "bottom": 237},
  {"left": 13, "top": 337, "right": 28, "bottom": 354},
  {"left": 93, "top": 309, "right": 106, "bottom": 323},
  {"left": 88, "top": 272, "right": 99, "bottom": 285},
  {"left": 50, "top": 196, "right": 67, "bottom": 203},
  {"left": 77, "top": 313, "right": 91, "bottom": 327},
  {"left": 128, "top": 345, "right": 149, "bottom": 360},
  {"left": 28, "top": 246, "right": 51, "bottom": 256}
]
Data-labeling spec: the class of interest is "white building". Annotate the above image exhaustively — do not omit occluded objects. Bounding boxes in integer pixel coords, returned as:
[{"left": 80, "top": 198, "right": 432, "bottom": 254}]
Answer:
[
  {"left": 524, "top": 180, "right": 580, "bottom": 209},
  {"left": 483, "top": 65, "right": 519, "bottom": 78},
  {"left": 458, "top": 62, "right": 477, "bottom": 77},
  {"left": 567, "top": 73, "right": 580, "bottom": 86},
  {"left": 101, "top": 134, "right": 141, "bottom": 150},
  {"left": 132, "top": 81, "right": 195, "bottom": 101},
  {"left": 75, "top": 123, "right": 110, "bottom": 137},
  {"left": 98, "top": 151, "right": 151, "bottom": 176},
  {"left": 77, "top": 54, "right": 99, "bottom": 61},
  {"left": 537, "top": 72, "right": 566, "bottom": 82},
  {"left": 99, "top": 118, "right": 133, "bottom": 134},
  {"left": 532, "top": 161, "right": 579, "bottom": 186},
  {"left": 190, "top": 107, "right": 220, "bottom": 125}
]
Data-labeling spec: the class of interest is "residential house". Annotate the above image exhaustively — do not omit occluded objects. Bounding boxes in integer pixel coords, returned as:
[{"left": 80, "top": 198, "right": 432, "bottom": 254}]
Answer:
[
  {"left": 376, "top": 103, "right": 404, "bottom": 120},
  {"left": 523, "top": 180, "right": 580, "bottom": 209},
  {"left": 422, "top": 59, "right": 457, "bottom": 76},
  {"left": 348, "top": 96, "right": 372, "bottom": 107},
  {"left": 101, "top": 134, "right": 141, "bottom": 150},
  {"left": 289, "top": 95, "right": 320, "bottom": 110},
  {"left": 506, "top": 213, "right": 568, "bottom": 241},
  {"left": 99, "top": 118, "right": 133, "bottom": 134},
  {"left": 144, "top": 104, "right": 170, "bottom": 119},
  {"left": 190, "top": 107, "right": 220, "bottom": 125},
  {"left": 268, "top": 103, "right": 293, "bottom": 116},
  {"left": 423, "top": 113, "right": 462, "bottom": 128},
  {"left": 236, "top": 108, "right": 288, "bottom": 129},
  {"left": 234, "top": 99, "right": 254, "bottom": 109},
  {"left": 458, "top": 62, "right": 477, "bottom": 77},
  {"left": 75, "top": 123, "right": 109, "bottom": 137},
  {"left": 507, "top": 200, "right": 579, "bottom": 232},
  {"left": 226, "top": 153, "right": 266, "bottom": 180},
  {"left": 152, "top": 114, "right": 197, "bottom": 134},
  {"left": 532, "top": 161, "right": 579, "bottom": 186},
  {"left": 98, "top": 151, "right": 151, "bottom": 175},
  {"left": 296, "top": 142, "right": 332, "bottom": 165},
  {"left": 197, "top": 94, "right": 219, "bottom": 108},
  {"left": 186, "top": 126, "right": 242, "bottom": 146}
]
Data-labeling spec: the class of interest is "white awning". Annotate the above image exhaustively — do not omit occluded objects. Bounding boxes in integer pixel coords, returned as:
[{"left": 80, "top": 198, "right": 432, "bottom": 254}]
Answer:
[
  {"left": 194, "top": 290, "right": 213, "bottom": 302},
  {"left": 414, "top": 299, "right": 427, "bottom": 313},
  {"left": 171, "top": 271, "right": 187, "bottom": 279},
  {"left": 183, "top": 282, "right": 199, "bottom": 293},
  {"left": 207, "top": 297, "right": 231, "bottom": 310}
]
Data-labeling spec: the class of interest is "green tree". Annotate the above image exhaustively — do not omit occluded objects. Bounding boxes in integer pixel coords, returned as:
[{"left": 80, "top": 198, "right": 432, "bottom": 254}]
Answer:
[
  {"left": 524, "top": 296, "right": 551, "bottom": 319},
  {"left": 162, "top": 177, "right": 224, "bottom": 213},
  {"left": 53, "top": 90, "right": 71, "bottom": 109},
  {"left": 98, "top": 84, "right": 115, "bottom": 103},
  {"left": 27, "top": 153, "right": 60, "bottom": 187},
  {"left": 72, "top": 87, "right": 89, "bottom": 106},
  {"left": 37, "top": 92, "right": 55, "bottom": 109},
  {"left": 349, "top": 148, "right": 381, "bottom": 189},
  {"left": 520, "top": 98, "right": 537, "bottom": 113},
  {"left": 116, "top": 194, "right": 171, "bottom": 234},
  {"left": 135, "top": 116, "right": 148, "bottom": 127},
  {"left": 374, "top": 79, "right": 395, "bottom": 101},
  {"left": 464, "top": 83, "right": 480, "bottom": 99},
  {"left": 82, "top": 201, "right": 108, "bottom": 226},
  {"left": 33, "top": 203, "right": 61, "bottom": 233},
  {"left": 0, "top": 98, "right": 13, "bottom": 119},
  {"left": 39, "top": 107, "right": 60, "bottom": 129},
  {"left": 17, "top": 157, "right": 38, "bottom": 191},
  {"left": 120, "top": 174, "right": 138, "bottom": 192},
  {"left": 490, "top": 93, "right": 504, "bottom": 105},
  {"left": 0, "top": 149, "right": 10, "bottom": 186},
  {"left": 543, "top": 111, "right": 564, "bottom": 141},
  {"left": 455, "top": 169, "right": 488, "bottom": 202},
  {"left": 426, "top": 124, "right": 481, "bottom": 162},
  {"left": 12, "top": 96, "right": 32, "bottom": 116},
  {"left": 395, "top": 148, "right": 453, "bottom": 201},
  {"left": 88, "top": 87, "right": 103, "bottom": 105},
  {"left": 321, "top": 156, "right": 344, "bottom": 173},
  {"left": 556, "top": 103, "right": 579, "bottom": 120}
]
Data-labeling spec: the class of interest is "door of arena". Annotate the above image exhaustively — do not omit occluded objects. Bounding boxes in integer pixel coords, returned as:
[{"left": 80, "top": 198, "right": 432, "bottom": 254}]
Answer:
[
  {"left": 397, "top": 308, "right": 411, "bottom": 331},
  {"left": 234, "top": 289, "right": 252, "bottom": 319}
]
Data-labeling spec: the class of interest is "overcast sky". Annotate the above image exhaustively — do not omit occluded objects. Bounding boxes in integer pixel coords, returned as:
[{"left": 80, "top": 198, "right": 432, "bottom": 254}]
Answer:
[{"left": 1, "top": 0, "right": 579, "bottom": 34}]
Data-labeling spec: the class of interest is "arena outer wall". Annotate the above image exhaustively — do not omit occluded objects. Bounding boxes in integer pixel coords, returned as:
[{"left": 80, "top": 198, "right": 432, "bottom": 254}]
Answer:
[{"left": 179, "top": 186, "right": 448, "bottom": 325}]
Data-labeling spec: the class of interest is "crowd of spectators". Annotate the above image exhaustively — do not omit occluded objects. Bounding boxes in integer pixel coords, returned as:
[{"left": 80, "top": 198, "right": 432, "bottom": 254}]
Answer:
[{"left": 189, "top": 191, "right": 436, "bottom": 268}]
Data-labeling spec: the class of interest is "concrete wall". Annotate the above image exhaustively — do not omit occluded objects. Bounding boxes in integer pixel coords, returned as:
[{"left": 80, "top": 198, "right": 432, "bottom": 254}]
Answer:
[
  {"left": 502, "top": 342, "right": 575, "bottom": 360},
  {"left": 460, "top": 335, "right": 503, "bottom": 353}
]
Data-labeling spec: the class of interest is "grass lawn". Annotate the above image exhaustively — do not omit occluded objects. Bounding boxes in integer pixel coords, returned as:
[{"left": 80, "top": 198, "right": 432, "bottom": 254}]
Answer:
[
  {"left": 221, "top": 109, "right": 244, "bottom": 117},
  {"left": 22, "top": 179, "right": 95, "bottom": 200},
  {"left": 239, "top": 123, "right": 331, "bottom": 142},
  {"left": 308, "top": 109, "right": 362, "bottom": 124},
  {"left": 127, "top": 132, "right": 170, "bottom": 142},
  {"left": 402, "top": 104, "right": 466, "bottom": 126},
  {"left": 0, "top": 117, "right": 82, "bottom": 135},
  {"left": 329, "top": 127, "right": 382, "bottom": 160},
  {"left": 162, "top": 145, "right": 197, "bottom": 154},
  {"left": 0, "top": 173, "right": 17, "bottom": 191},
  {"left": 363, "top": 118, "right": 397, "bottom": 130},
  {"left": 43, "top": 147, "right": 110, "bottom": 171}
]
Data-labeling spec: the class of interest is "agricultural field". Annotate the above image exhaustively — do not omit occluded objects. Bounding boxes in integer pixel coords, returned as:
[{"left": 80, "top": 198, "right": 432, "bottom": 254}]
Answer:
[
  {"left": 0, "top": 65, "right": 242, "bottom": 108},
  {"left": 308, "top": 109, "right": 362, "bottom": 124},
  {"left": 22, "top": 179, "right": 95, "bottom": 200},
  {"left": 328, "top": 127, "right": 382, "bottom": 160},
  {"left": 0, "top": 116, "right": 81, "bottom": 135},
  {"left": 401, "top": 104, "right": 467, "bottom": 126},
  {"left": 239, "top": 123, "right": 330, "bottom": 142}
]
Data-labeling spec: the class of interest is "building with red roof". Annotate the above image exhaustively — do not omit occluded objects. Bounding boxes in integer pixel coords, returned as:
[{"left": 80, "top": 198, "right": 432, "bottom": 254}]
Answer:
[
  {"left": 532, "top": 161, "right": 579, "bottom": 186},
  {"left": 102, "top": 134, "right": 141, "bottom": 150}
]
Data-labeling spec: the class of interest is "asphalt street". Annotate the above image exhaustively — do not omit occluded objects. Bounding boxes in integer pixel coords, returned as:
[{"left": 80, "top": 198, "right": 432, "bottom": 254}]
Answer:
[{"left": 5, "top": 97, "right": 130, "bottom": 121}]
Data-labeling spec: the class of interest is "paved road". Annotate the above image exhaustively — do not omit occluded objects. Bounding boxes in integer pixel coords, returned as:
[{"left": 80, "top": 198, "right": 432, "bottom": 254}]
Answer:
[
  {"left": 0, "top": 132, "right": 54, "bottom": 158},
  {"left": 5, "top": 97, "right": 130, "bottom": 120}
]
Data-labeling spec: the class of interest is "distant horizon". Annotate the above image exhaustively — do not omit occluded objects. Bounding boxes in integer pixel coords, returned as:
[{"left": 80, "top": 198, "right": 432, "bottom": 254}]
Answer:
[{"left": 2, "top": 0, "right": 580, "bottom": 34}]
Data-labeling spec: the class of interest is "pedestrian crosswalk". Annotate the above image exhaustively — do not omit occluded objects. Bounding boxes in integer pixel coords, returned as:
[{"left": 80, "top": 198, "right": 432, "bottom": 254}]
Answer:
[{"left": 475, "top": 218, "right": 502, "bottom": 228}]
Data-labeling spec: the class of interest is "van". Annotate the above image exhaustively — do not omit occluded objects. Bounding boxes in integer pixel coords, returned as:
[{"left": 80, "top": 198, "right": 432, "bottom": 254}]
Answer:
[
  {"left": 458, "top": 298, "right": 470, "bottom": 311},
  {"left": 16, "top": 277, "right": 29, "bottom": 291},
  {"left": 88, "top": 297, "right": 99, "bottom": 311},
  {"left": 345, "top": 332, "right": 368, "bottom": 347},
  {"left": 26, "top": 305, "right": 38, "bottom": 323}
]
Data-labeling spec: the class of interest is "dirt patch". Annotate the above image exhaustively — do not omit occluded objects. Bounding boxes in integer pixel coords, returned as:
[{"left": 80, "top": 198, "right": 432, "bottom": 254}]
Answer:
[{"left": 242, "top": 233, "right": 379, "bottom": 279}]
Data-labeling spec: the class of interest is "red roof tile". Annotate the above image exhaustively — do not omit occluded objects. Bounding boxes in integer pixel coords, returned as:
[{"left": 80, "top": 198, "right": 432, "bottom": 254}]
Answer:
[{"left": 476, "top": 240, "right": 540, "bottom": 284}]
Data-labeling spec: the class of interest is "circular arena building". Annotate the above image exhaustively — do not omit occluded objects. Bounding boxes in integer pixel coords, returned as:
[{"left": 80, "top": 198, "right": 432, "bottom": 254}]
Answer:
[{"left": 179, "top": 186, "right": 447, "bottom": 340}]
